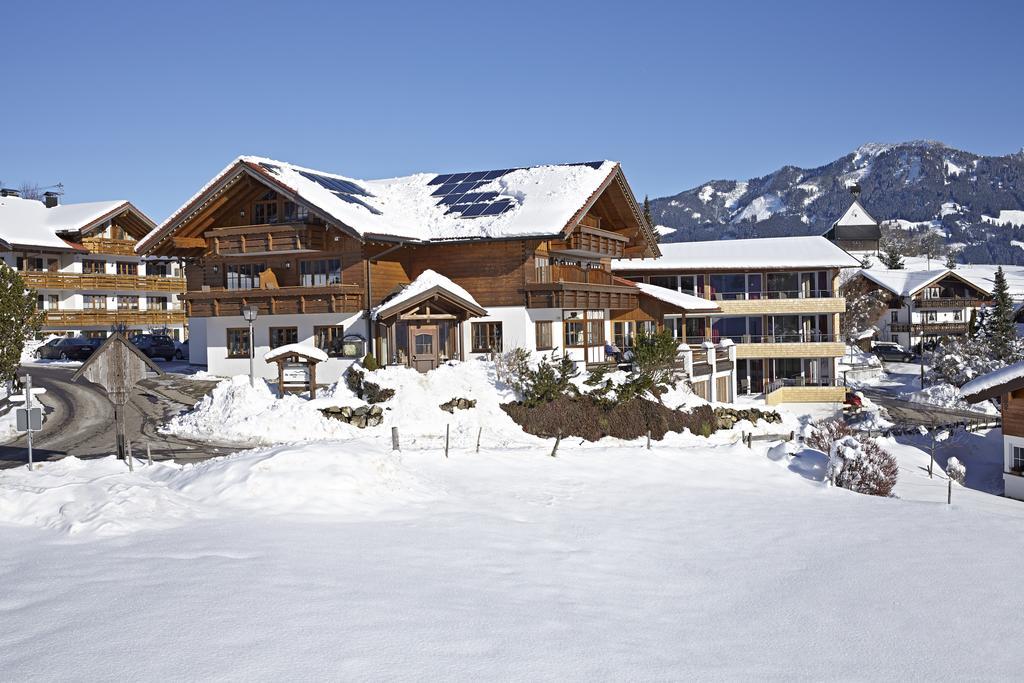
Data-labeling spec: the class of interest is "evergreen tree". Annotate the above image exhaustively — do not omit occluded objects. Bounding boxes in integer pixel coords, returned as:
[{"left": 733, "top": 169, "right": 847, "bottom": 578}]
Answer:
[
  {"left": 944, "top": 251, "right": 957, "bottom": 269},
  {"left": 988, "top": 266, "right": 1017, "bottom": 361},
  {"left": 880, "top": 243, "right": 905, "bottom": 270},
  {"left": 642, "top": 195, "right": 656, "bottom": 242},
  {"left": 0, "top": 264, "right": 43, "bottom": 385}
]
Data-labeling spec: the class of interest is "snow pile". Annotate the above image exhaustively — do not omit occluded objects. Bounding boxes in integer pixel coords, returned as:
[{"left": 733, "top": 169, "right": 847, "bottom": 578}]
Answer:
[
  {"left": 904, "top": 383, "right": 998, "bottom": 415},
  {"left": 0, "top": 442, "right": 438, "bottom": 536},
  {"left": 163, "top": 375, "right": 359, "bottom": 444}
]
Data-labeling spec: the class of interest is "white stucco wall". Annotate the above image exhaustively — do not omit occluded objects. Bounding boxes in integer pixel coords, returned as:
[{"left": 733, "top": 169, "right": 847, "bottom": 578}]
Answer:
[{"left": 1003, "top": 434, "right": 1024, "bottom": 501}]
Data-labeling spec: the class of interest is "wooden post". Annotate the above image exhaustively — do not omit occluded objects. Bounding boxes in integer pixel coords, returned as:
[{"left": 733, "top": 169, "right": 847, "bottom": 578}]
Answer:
[
  {"left": 391, "top": 426, "right": 400, "bottom": 452},
  {"left": 126, "top": 439, "right": 134, "bottom": 472},
  {"left": 550, "top": 429, "right": 562, "bottom": 458},
  {"left": 146, "top": 442, "right": 152, "bottom": 466},
  {"left": 444, "top": 424, "right": 449, "bottom": 459},
  {"left": 646, "top": 429, "right": 651, "bottom": 450},
  {"left": 476, "top": 427, "right": 482, "bottom": 454},
  {"left": 948, "top": 478, "right": 952, "bottom": 505}
]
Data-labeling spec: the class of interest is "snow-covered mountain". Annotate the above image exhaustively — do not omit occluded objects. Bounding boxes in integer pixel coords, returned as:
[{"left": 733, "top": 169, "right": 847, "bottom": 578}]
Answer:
[{"left": 651, "top": 141, "right": 1024, "bottom": 263}]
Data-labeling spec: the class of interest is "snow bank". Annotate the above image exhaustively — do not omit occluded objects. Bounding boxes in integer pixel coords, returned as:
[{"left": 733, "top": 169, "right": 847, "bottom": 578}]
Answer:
[
  {"left": 905, "top": 383, "right": 998, "bottom": 415},
  {"left": 0, "top": 443, "right": 437, "bottom": 536}
]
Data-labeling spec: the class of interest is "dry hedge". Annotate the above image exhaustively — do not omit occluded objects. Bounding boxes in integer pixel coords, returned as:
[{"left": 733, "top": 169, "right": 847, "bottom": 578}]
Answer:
[{"left": 502, "top": 395, "right": 718, "bottom": 442}]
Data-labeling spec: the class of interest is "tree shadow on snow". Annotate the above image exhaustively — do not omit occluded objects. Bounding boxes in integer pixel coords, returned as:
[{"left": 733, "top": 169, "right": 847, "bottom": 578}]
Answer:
[{"left": 788, "top": 448, "right": 829, "bottom": 483}]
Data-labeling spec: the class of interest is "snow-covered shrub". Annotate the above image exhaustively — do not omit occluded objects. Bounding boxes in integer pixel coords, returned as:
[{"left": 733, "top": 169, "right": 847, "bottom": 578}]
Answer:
[
  {"left": 946, "top": 457, "right": 966, "bottom": 485},
  {"left": 503, "top": 349, "right": 579, "bottom": 407},
  {"left": 631, "top": 328, "right": 682, "bottom": 399},
  {"left": 805, "top": 418, "right": 898, "bottom": 497}
]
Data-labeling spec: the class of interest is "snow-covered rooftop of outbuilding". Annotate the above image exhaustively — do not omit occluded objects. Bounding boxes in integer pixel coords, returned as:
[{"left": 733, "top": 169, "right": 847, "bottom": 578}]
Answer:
[
  {"left": 143, "top": 156, "right": 620, "bottom": 250},
  {"left": 372, "top": 269, "right": 483, "bottom": 320},
  {"left": 612, "top": 236, "right": 862, "bottom": 271},
  {"left": 634, "top": 282, "right": 720, "bottom": 311},
  {"left": 960, "top": 360, "right": 1024, "bottom": 401},
  {"left": 0, "top": 195, "right": 133, "bottom": 249},
  {"left": 263, "top": 344, "right": 329, "bottom": 363}
]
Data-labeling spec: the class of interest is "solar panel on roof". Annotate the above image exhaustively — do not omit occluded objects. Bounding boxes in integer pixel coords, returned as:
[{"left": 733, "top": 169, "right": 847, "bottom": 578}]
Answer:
[
  {"left": 298, "top": 170, "right": 372, "bottom": 197},
  {"left": 421, "top": 166, "right": 525, "bottom": 219}
]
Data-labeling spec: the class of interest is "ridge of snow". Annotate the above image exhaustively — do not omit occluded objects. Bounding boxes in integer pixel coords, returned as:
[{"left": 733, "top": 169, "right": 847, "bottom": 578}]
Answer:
[{"left": 961, "top": 360, "right": 1024, "bottom": 400}]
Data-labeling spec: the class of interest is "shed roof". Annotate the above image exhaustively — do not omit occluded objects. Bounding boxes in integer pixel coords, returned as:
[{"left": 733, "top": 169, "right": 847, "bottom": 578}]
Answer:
[
  {"left": 612, "top": 236, "right": 861, "bottom": 272},
  {"left": 960, "top": 360, "right": 1024, "bottom": 402}
]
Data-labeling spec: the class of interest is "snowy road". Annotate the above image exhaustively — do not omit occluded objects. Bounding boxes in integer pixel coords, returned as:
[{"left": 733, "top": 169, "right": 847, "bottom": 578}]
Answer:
[{"left": 0, "top": 365, "right": 239, "bottom": 468}]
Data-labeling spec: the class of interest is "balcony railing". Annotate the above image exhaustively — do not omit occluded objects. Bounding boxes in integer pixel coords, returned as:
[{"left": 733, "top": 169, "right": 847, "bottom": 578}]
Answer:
[
  {"left": 80, "top": 237, "right": 137, "bottom": 256},
  {"left": 685, "top": 333, "right": 838, "bottom": 346},
  {"left": 889, "top": 322, "right": 968, "bottom": 334},
  {"left": 705, "top": 289, "right": 834, "bottom": 301},
  {"left": 764, "top": 377, "right": 843, "bottom": 393},
  {"left": 21, "top": 271, "right": 185, "bottom": 292},
  {"left": 534, "top": 265, "right": 614, "bottom": 286},
  {"left": 184, "top": 283, "right": 364, "bottom": 317},
  {"left": 44, "top": 309, "right": 186, "bottom": 326},
  {"left": 917, "top": 297, "right": 989, "bottom": 309}
]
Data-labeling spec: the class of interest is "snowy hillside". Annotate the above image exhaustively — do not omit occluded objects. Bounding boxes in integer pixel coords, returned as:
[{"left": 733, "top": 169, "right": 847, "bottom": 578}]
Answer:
[{"left": 652, "top": 141, "right": 1024, "bottom": 264}]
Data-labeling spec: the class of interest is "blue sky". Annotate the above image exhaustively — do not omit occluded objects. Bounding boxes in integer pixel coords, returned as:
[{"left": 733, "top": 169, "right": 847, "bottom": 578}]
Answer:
[{"left": 1, "top": 0, "right": 1021, "bottom": 222}]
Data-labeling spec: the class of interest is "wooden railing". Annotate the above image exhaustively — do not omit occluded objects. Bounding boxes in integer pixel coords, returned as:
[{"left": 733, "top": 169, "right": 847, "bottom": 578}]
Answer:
[
  {"left": 21, "top": 271, "right": 185, "bottom": 292},
  {"left": 44, "top": 309, "right": 186, "bottom": 326},
  {"left": 184, "top": 283, "right": 364, "bottom": 317},
  {"left": 890, "top": 322, "right": 968, "bottom": 334},
  {"left": 534, "top": 264, "right": 614, "bottom": 286},
  {"left": 916, "top": 298, "right": 989, "bottom": 309},
  {"left": 206, "top": 223, "right": 326, "bottom": 255},
  {"left": 80, "top": 237, "right": 137, "bottom": 256}
]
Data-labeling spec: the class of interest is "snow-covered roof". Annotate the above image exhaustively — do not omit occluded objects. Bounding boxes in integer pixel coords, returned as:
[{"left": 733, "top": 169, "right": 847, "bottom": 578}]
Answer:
[
  {"left": 264, "top": 343, "right": 329, "bottom": 363},
  {"left": 634, "top": 282, "right": 720, "bottom": 311},
  {"left": 141, "top": 156, "right": 630, "bottom": 252},
  {"left": 960, "top": 360, "right": 1024, "bottom": 402},
  {"left": 833, "top": 199, "right": 877, "bottom": 228},
  {"left": 612, "top": 236, "right": 862, "bottom": 272},
  {"left": 859, "top": 267, "right": 992, "bottom": 297},
  {"left": 373, "top": 269, "right": 485, "bottom": 320},
  {"left": 0, "top": 195, "right": 142, "bottom": 250}
]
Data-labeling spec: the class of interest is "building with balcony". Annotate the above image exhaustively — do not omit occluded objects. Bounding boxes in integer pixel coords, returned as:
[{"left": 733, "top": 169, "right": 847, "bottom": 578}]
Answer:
[
  {"left": 853, "top": 268, "right": 993, "bottom": 350},
  {"left": 612, "top": 236, "right": 862, "bottom": 403},
  {"left": 0, "top": 189, "right": 185, "bottom": 339},
  {"left": 137, "top": 156, "right": 721, "bottom": 383}
]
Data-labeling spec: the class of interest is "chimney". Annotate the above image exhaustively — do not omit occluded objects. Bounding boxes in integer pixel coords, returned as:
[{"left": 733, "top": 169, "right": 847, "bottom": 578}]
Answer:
[
  {"left": 0, "top": 188, "right": 20, "bottom": 198},
  {"left": 43, "top": 191, "right": 59, "bottom": 208}
]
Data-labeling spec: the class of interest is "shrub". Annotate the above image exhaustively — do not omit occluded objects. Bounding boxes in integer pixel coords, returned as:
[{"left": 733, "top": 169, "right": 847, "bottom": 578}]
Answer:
[
  {"left": 806, "top": 418, "right": 898, "bottom": 497},
  {"left": 361, "top": 352, "right": 379, "bottom": 372},
  {"left": 632, "top": 328, "right": 682, "bottom": 399},
  {"left": 503, "top": 349, "right": 579, "bottom": 408},
  {"left": 343, "top": 365, "right": 394, "bottom": 404}
]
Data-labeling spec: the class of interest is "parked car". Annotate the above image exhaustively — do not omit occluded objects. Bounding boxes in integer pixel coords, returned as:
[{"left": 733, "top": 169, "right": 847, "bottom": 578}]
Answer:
[
  {"left": 130, "top": 334, "right": 177, "bottom": 361},
  {"left": 35, "top": 336, "right": 102, "bottom": 361},
  {"left": 872, "top": 342, "right": 914, "bottom": 363},
  {"left": 174, "top": 339, "right": 189, "bottom": 361}
]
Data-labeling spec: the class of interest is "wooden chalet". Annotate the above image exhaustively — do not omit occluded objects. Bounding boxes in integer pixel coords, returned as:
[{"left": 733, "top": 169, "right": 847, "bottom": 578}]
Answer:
[{"left": 137, "top": 156, "right": 712, "bottom": 380}]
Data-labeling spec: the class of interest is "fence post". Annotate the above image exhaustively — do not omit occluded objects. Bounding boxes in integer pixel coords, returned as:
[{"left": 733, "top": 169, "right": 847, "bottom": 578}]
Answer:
[
  {"left": 550, "top": 429, "right": 562, "bottom": 458},
  {"left": 146, "top": 442, "right": 152, "bottom": 466},
  {"left": 391, "top": 426, "right": 400, "bottom": 452},
  {"left": 444, "top": 424, "right": 449, "bottom": 459},
  {"left": 126, "top": 440, "right": 134, "bottom": 472},
  {"left": 646, "top": 430, "right": 651, "bottom": 450},
  {"left": 476, "top": 427, "right": 482, "bottom": 454}
]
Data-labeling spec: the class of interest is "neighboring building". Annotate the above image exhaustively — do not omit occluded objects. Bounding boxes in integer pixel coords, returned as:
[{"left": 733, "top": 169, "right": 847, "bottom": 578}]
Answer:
[
  {"left": 0, "top": 189, "right": 186, "bottom": 339},
  {"left": 960, "top": 361, "right": 1024, "bottom": 501},
  {"left": 137, "top": 156, "right": 723, "bottom": 384},
  {"left": 613, "top": 236, "right": 861, "bottom": 403},
  {"left": 853, "top": 268, "right": 992, "bottom": 351},
  {"left": 824, "top": 188, "right": 881, "bottom": 253}
]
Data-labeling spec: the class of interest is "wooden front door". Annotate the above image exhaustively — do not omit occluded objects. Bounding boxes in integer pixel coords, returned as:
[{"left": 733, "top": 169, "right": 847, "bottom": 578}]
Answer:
[{"left": 410, "top": 324, "right": 439, "bottom": 373}]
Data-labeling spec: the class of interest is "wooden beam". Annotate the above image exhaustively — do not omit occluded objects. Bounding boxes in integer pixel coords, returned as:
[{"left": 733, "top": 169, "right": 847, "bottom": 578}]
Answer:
[{"left": 173, "top": 236, "right": 207, "bottom": 249}]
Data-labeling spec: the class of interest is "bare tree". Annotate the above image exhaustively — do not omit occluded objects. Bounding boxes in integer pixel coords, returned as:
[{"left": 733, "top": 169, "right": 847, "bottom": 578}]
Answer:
[{"left": 18, "top": 182, "right": 43, "bottom": 200}]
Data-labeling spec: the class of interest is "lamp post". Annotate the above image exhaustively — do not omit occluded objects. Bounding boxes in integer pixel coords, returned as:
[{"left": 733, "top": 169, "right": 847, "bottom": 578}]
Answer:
[{"left": 242, "top": 304, "right": 259, "bottom": 387}]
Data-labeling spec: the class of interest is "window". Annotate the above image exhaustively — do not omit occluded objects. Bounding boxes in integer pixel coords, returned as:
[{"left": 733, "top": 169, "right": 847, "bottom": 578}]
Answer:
[
  {"left": 891, "top": 311, "right": 899, "bottom": 323},
  {"left": 269, "top": 327, "right": 298, "bottom": 349},
  {"left": 35, "top": 294, "right": 44, "bottom": 309},
  {"left": 314, "top": 326, "right": 347, "bottom": 357},
  {"left": 649, "top": 275, "right": 677, "bottom": 290},
  {"left": 612, "top": 321, "right": 634, "bottom": 350},
  {"left": 765, "top": 272, "right": 799, "bottom": 298},
  {"left": 710, "top": 273, "right": 747, "bottom": 300},
  {"left": 226, "top": 263, "right": 266, "bottom": 289},
  {"left": 414, "top": 333, "right": 434, "bottom": 354},
  {"left": 953, "top": 310, "right": 963, "bottom": 322},
  {"left": 83, "top": 294, "right": 105, "bottom": 310},
  {"left": 535, "top": 321, "right": 553, "bottom": 350},
  {"left": 117, "top": 295, "right": 139, "bottom": 311},
  {"left": 253, "top": 191, "right": 279, "bottom": 224},
  {"left": 82, "top": 259, "right": 105, "bottom": 274},
  {"left": 564, "top": 320, "right": 585, "bottom": 348},
  {"left": 147, "top": 261, "right": 169, "bottom": 277},
  {"left": 1013, "top": 446, "right": 1024, "bottom": 471},
  {"left": 471, "top": 322, "right": 503, "bottom": 353},
  {"left": 283, "top": 201, "right": 309, "bottom": 222},
  {"left": 226, "top": 328, "right": 251, "bottom": 358},
  {"left": 18, "top": 257, "right": 44, "bottom": 272},
  {"left": 679, "top": 275, "right": 698, "bottom": 296},
  {"left": 300, "top": 259, "right": 342, "bottom": 286},
  {"left": 149, "top": 297, "right": 168, "bottom": 310},
  {"left": 48, "top": 295, "right": 59, "bottom": 309},
  {"left": 923, "top": 311, "right": 937, "bottom": 323},
  {"left": 116, "top": 262, "right": 138, "bottom": 276}
]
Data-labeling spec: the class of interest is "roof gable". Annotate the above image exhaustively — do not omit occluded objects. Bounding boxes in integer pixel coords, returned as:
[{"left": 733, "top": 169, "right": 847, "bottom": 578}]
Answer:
[
  {"left": 0, "top": 196, "right": 152, "bottom": 251},
  {"left": 859, "top": 268, "right": 991, "bottom": 297},
  {"left": 833, "top": 199, "right": 877, "bottom": 228}
]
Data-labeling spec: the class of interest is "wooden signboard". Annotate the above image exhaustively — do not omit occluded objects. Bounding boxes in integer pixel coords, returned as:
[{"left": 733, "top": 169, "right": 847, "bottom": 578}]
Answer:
[{"left": 71, "top": 332, "right": 163, "bottom": 460}]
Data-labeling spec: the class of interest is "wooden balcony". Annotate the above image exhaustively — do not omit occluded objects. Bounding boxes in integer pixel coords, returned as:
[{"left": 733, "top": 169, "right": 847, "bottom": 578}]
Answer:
[
  {"left": 534, "top": 265, "right": 615, "bottom": 286},
  {"left": 890, "top": 322, "right": 969, "bottom": 335},
  {"left": 80, "top": 237, "right": 137, "bottom": 256},
  {"left": 44, "top": 309, "right": 186, "bottom": 327},
  {"left": 916, "top": 298, "right": 989, "bottom": 309},
  {"left": 206, "top": 223, "right": 327, "bottom": 256},
  {"left": 21, "top": 271, "right": 185, "bottom": 292},
  {"left": 184, "top": 284, "right": 364, "bottom": 317},
  {"left": 549, "top": 226, "right": 629, "bottom": 258}
]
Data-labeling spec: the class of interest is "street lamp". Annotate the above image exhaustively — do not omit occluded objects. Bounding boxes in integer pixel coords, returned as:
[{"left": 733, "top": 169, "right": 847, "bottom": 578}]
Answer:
[{"left": 242, "top": 304, "right": 259, "bottom": 387}]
